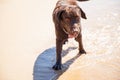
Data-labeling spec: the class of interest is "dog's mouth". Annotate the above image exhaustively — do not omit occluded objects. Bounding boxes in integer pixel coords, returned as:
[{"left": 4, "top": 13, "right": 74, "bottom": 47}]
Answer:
[{"left": 62, "top": 26, "right": 79, "bottom": 38}]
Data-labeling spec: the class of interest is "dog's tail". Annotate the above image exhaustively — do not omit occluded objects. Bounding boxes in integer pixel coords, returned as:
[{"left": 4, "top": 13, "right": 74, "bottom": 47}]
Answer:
[{"left": 77, "top": 0, "right": 89, "bottom": 1}]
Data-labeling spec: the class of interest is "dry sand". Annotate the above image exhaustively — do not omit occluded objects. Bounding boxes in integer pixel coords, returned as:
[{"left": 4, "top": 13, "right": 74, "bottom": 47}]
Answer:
[
  {"left": 0, "top": 0, "right": 120, "bottom": 80},
  {"left": 0, "top": 0, "right": 56, "bottom": 80}
]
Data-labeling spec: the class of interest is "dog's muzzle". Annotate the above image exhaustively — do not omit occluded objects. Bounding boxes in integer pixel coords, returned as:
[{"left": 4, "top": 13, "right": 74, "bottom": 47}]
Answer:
[{"left": 63, "top": 27, "right": 79, "bottom": 38}]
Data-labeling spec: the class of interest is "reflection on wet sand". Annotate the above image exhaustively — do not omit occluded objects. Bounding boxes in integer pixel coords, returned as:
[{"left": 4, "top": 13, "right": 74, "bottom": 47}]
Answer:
[
  {"left": 58, "top": 0, "right": 120, "bottom": 79},
  {"left": 34, "top": 0, "right": 120, "bottom": 80},
  {"left": 34, "top": 38, "right": 120, "bottom": 80}
]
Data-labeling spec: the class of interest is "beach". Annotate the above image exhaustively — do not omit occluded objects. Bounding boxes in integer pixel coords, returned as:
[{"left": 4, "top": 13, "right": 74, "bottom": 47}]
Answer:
[{"left": 0, "top": 0, "right": 120, "bottom": 80}]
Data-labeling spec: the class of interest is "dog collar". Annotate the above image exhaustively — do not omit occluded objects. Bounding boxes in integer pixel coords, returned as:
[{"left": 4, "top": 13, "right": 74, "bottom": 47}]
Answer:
[{"left": 62, "top": 27, "right": 69, "bottom": 34}]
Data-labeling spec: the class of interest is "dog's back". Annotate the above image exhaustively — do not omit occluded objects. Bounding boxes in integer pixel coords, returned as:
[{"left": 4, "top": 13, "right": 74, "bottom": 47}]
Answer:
[
  {"left": 56, "top": 0, "right": 89, "bottom": 6},
  {"left": 53, "top": 0, "right": 88, "bottom": 24}
]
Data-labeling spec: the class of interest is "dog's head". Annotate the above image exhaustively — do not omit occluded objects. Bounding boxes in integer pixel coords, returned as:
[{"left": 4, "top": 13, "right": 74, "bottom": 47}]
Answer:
[{"left": 57, "top": 6, "right": 87, "bottom": 38}]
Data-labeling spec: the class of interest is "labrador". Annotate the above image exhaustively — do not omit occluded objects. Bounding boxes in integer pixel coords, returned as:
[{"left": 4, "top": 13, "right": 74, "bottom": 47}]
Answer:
[{"left": 52, "top": 0, "right": 88, "bottom": 70}]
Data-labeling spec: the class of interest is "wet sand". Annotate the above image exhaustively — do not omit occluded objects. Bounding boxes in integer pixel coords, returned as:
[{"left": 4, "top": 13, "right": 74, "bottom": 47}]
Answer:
[
  {"left": 1, "top": 0, "right": 120, "bottom": 80},
  {"left": 34, "top": 0, "right": 120, "bottom": 80}
]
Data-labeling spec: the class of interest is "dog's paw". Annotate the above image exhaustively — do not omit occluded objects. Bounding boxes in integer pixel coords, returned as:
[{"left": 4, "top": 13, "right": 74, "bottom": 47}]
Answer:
[
  {"left": 52, "top": 63, "right": 62, "bottom": 70},
  {"left": 79, "top": 50, "right": 86, "bottom": 54}
]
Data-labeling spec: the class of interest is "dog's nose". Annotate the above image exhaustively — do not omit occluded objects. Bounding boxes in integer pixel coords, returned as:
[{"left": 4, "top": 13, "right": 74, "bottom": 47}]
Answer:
[
  {"left": 73, "top": 30, "right": 78, "bottom": 34},
  {"left": 72, "top": 26, "right": 79, "bottom": 32},
  {"left": 71, "top": 27, "right": 79, "bottom": 37},
  {"left": 73, "top": 28, "right": 78, "bottom": 32}
]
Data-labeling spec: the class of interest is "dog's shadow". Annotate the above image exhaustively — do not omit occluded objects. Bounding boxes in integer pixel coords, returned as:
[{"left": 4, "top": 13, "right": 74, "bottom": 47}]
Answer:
[{"left": 33, "top": 46, "right": 80, "bottom": 80}]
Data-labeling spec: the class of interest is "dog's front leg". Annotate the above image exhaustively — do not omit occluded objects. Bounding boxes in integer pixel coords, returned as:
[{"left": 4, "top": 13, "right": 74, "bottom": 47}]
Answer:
[
  {"left": 75, "top": 33, "right": 86, "bottom": 54},
  {"left": 53, "top": 39, "right": 63, "bottom": 70}
]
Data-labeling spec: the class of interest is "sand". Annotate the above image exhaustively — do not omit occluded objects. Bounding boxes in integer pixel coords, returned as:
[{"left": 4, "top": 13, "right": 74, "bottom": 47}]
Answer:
[{"left": 0, "top": 0, "right": 120, "bottom": 80}]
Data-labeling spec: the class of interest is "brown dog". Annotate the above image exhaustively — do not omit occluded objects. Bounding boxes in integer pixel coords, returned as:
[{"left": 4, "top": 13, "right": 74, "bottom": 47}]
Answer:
[{"left": 52, "top": 0, "right": 88, "bottom": 70}]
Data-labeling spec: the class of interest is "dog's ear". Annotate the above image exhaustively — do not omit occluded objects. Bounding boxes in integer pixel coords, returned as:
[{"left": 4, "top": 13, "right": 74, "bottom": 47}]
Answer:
[
  {"left": 80, "top": 8, "right": 87, "bottom": 19},
  {"left": 57, "top": 10, "right": 65, "bottom": 21}
]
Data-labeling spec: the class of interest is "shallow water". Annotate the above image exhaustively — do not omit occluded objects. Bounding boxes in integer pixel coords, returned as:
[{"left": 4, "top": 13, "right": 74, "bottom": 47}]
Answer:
[
  {"left": 34, "top": 0, "right": 120, "bottom": 80},
  {"left": 58, "top": 0, "right": 120, "bottom": 80}
]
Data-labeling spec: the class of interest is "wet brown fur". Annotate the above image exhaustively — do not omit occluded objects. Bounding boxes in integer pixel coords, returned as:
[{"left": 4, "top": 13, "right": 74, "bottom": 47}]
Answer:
[{"left": 52, "top": 0, "right": 88, "bottom": 70}]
